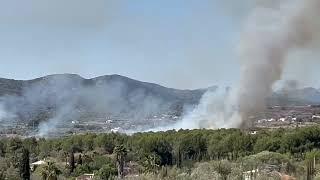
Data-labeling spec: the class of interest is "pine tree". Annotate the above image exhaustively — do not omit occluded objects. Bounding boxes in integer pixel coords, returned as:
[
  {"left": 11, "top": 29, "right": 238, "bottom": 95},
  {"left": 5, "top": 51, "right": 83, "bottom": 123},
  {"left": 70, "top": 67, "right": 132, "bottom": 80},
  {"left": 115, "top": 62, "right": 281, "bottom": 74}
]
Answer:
[{"left": 39, "top": 162, "right": 61, "bottom": 180}]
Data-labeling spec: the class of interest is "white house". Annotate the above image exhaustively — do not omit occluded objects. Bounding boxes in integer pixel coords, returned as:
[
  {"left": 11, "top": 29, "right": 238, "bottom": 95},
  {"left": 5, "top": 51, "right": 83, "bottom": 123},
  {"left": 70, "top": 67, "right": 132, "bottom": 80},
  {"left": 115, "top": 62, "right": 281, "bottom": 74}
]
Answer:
[
  {"left": 243, "top": 169, "right": 259, "bottom": 180},
  {"left": 30, "top": 160, "right": 46, "bottom": 171},
  {"left": 76, "top": 173, "right": 95, "bottom": 180}
]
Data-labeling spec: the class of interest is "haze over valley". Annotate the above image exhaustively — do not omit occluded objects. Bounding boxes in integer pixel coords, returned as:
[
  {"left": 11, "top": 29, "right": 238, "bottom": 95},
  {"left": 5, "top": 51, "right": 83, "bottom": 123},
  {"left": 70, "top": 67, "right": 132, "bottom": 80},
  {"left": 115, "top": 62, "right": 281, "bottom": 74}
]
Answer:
[{"left": 0, "top": 74, "right": 320, "bottom": 137}]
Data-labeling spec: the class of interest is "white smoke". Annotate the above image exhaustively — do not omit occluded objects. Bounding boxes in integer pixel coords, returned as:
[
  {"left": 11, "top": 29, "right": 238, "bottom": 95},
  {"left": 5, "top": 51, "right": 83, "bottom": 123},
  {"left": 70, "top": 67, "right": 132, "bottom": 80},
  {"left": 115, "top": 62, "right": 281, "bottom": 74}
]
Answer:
[
  {"left": 0, "top": 103, "right": 9, "bottom": 121},
  {"left": 174, "top": 88, "right": 240, "bottom": 129},
  {"left": 0, "top": 74, "right": 184, "bottom": 137},
  {"left": 174, "top": 0, "right": 320, "bottom": 129},
  {"left": 0, "top": 102, "right": 16, "bottom": 123}
]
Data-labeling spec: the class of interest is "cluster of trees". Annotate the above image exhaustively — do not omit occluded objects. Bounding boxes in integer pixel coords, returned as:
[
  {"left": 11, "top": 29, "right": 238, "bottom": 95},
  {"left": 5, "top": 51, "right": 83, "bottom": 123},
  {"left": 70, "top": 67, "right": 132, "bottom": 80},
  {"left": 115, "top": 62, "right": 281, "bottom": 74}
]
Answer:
[
  {"left": 0, "top": 126, "right": 320, "bottom": 179},
  {"left": 0, "top": 138, "right": 31, "bottom": 179}
]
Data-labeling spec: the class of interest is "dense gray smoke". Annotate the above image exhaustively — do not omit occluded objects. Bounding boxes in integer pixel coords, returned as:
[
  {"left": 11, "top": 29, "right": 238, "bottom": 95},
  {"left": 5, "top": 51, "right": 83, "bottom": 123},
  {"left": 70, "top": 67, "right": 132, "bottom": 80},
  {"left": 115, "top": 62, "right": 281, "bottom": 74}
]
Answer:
[
  {"left": 237, "top": 0, "right": 320, "bottom": 127},
  {"left": 278, "top": 80, "right": 300, "bottom": 92},
  {"left": 175, "top": 0, "right": 320, "bottom": 129}
]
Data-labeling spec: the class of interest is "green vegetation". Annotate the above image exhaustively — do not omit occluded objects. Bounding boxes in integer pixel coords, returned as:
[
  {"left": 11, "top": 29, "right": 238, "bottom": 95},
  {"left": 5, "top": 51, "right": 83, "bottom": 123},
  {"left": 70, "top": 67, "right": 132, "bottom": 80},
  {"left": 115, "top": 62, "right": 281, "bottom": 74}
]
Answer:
[
  {"left": 19, "top": 148, "right": 30, "bottom": 180},
  {"left": 114, "top": 145, "right": 127, "bottom": 179},
  {"left": 39, "top": 162, "right": 61, "bottom": 180},
  {"left": 1, "top": 126, "right": 320, "bottom": 179}
]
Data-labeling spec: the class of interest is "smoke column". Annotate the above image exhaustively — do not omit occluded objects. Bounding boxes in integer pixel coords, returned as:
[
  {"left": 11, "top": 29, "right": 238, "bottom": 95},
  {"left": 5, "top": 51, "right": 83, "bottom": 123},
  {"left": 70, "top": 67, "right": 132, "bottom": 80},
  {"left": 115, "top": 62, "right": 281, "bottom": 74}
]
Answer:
[
  {"left": 237, "top": 0, "right": 320, "bottom": 127},
  {"left": 176, "top": 0, "right": 320, "bottom": 129}
]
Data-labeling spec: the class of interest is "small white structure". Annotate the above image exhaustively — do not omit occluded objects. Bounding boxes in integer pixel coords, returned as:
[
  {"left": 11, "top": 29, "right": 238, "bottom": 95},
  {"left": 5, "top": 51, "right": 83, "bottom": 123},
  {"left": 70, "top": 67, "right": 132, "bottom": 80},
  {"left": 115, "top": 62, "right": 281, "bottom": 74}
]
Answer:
[
  {"left": 30, "top": 160, "right": 46, "bottom": 171},
  {"left": 111, "top": 127, "right": 120, "bottom": 133},
  {"left": 279, "top": 118, "right": 286, "bottom": 122},
  {"left": 312, "top": 115, "right": 320, "bottom": 119},
  {"left": 243, "top": 169, "right": 259, "bottom": 180},
  {"left": 267, "top": 118, "right": 275, "bottom": 122},
  {"left": 76, "top": 173, "right": 95, "bottom": 180},
  {"left": 31, "top": 160, "right": 45, "bottom": 166},
  {"left": 106, "top": 120, "right": 113, "bottom": 124},
  {"left": 250, "top": 131, "right": 258, "bottom": 135},
  {"left": 257, "top": 119, "right": 266, "bottom": 123}
]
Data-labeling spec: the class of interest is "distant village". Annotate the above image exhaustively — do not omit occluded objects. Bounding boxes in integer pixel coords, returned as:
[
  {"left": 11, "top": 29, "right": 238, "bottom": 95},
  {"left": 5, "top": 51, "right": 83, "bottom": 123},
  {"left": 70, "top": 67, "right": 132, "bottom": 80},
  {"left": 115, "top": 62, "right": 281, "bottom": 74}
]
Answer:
[
  {"left": 253, "top": 105, "right": 320, "bottom": 129},
  {"left": 0, "top": 112, "right": 181, "bottom": 138}
]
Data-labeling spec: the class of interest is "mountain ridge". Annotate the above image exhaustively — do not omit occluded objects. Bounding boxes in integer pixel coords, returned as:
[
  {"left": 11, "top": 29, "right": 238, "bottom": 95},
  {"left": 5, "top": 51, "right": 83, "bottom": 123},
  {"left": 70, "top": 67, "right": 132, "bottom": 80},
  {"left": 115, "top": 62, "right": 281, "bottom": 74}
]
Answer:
[
  {"left": 1, "top": 74, "right": 320, "bottom": 130},
  {"left": 1, "top": 73, "right": 320, "bottom": 105},
  {"left": 0, "top": 74, "right": 206, "bottom": 129}
]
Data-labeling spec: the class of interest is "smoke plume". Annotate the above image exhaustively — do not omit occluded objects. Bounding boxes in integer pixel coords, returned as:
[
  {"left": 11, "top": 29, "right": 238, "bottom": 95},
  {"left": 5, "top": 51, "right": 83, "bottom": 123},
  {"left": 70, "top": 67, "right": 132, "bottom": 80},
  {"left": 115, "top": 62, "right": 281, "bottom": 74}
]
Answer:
[
  {"left": 176, "top": 0, "right": 320, "bottom": 129},
  {"left": 237, "top": 0, "right": 320, "bottom": 127},
  {"left": 0, "top": 74, "right": 184, "bottom": 137}
]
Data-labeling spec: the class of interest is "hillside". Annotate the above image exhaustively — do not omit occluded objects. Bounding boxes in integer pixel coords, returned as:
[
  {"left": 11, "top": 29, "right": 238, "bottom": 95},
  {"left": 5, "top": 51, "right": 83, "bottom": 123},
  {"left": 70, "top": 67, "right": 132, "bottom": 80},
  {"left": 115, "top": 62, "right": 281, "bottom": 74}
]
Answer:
[
  {"left": 269, "top": 87, "right": 320, "bottom": 106},
  {"left": 0, "top": 74, "right": 206, "bottom": 131},
  {"left": 1, "top": 74, "right": 320, "bottom": 135}
]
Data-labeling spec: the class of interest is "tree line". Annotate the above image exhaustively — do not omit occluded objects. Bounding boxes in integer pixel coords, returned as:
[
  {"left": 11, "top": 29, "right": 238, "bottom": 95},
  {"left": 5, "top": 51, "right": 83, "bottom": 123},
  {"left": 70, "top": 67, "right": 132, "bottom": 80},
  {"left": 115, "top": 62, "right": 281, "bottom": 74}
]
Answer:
[{"left": 0, "top": 126, "right": 320, "bottom": 179}]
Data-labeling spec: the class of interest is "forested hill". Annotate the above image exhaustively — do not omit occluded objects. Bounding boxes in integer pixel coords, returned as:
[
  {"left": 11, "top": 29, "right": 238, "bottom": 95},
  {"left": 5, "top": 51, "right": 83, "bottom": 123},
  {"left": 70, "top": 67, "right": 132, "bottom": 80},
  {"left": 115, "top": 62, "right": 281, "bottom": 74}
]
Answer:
[
  {"left": 0, "top": 74, "right": 206, "bottom": 125},
  {"left": 0, "top": 74, "right": 320, "bottom": 127},
  {"left": 0, "top": 74, "right": 206, "bottom": 102}
]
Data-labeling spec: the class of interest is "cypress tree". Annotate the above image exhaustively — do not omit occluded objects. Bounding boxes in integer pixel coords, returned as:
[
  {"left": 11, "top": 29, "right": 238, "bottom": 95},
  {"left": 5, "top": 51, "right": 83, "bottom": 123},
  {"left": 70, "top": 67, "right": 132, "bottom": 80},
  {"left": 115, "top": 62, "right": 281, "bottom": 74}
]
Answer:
[
  {"left": 77, "top": 154, "right": 83, "bottom": 165},
  {"left": 69, "top": 150, "right": 75, "bottom": 174},
  {"left": 19, "top": 148, "right": 30, "bottom": 180}
]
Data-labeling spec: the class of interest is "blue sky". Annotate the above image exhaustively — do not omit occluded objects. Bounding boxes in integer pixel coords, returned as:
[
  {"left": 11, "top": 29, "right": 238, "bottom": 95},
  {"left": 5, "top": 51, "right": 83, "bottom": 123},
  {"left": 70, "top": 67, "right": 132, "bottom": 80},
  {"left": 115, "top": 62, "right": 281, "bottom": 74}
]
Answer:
[{"left": 0, "top": 0, "right": 318, "bottom": 89}]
